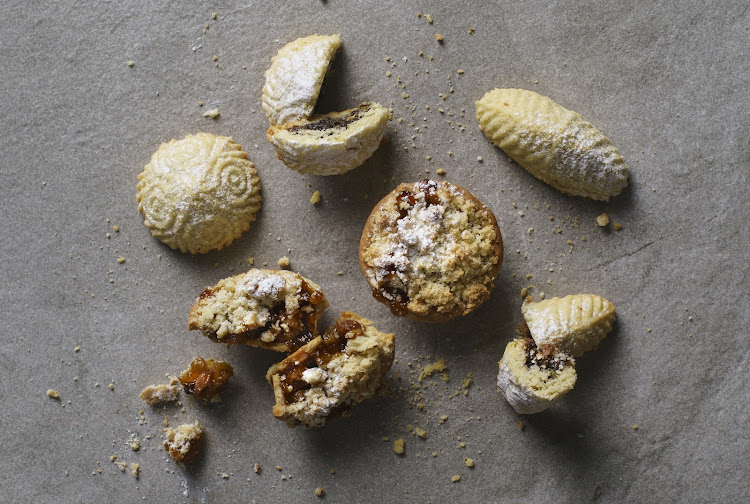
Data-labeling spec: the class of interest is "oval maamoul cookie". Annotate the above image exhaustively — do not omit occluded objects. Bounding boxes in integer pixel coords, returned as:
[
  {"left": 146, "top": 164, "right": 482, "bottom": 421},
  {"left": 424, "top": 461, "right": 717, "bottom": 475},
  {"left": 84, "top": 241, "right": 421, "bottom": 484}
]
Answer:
[
  {"left": 262, "top": 34, "right": 341, "bottom": 126},
  {"left": 266, "top": 103, "right": 389, "bottom": 176},
  {"left": 266, "top": 311, "right": 395, "bottom": 428},
  {"left": 359, "top": 180, "right": 503, "bottom": 322},
  {"left": 188, "top": 269, "right": 329, "bottom": 352},
  {"left": 136, "top": 133, "right": 261, "bottom": 254},
  {"left": 497, "top": 338, "right": 577, "bottom": 414},
  {"left": 476, "top": 88, "right": 628, "bottom": 201},
  {"left": 521, "top": 294, "right": 616, "bottom": 357}
]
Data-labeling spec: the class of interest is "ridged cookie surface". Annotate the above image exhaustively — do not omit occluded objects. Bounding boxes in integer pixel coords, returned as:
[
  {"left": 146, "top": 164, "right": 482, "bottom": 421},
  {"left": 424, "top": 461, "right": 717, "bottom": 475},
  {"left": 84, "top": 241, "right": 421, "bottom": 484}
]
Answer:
[
  {"left": 476, "top": 88, "right": 628, "bottom": 201},
  {"left": 262, "top": 34, "right": 341, "bottom": 126}
]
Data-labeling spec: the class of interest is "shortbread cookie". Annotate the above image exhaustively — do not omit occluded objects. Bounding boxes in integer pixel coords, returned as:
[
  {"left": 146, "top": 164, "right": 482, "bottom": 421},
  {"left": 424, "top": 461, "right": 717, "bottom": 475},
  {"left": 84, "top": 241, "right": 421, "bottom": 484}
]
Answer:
[
  {"left": 266, "top": 103, "right": 389, "bottom": 176},
  {"left": 359, "top": 180, "right": 503, "bottom": 322},
  {"left": 497, "top": 338, "right": 577, "bottom": 414},
  {"left": 262, "top": 34, "right": 341, "bottom": 126},
  {"left": 136, "top": 133, "right": 261, "bottom": 254},
  {"left": 266, "top": 312, "right": 395, "bottom": 428},
  {"left": 178, "top": 357, "right": 234, "bottom": 401},
  {"left": 476, "top": 88, "right": 628, "bottom": 201},
  {"left": 188, "top": 269, "right": 329, "bottom": 352},
  {"left": 163, "top": 421, "right": 203, "bottom": 464},
  {"left": 522, "top": 294, "right": 616, "bottom": 357}
]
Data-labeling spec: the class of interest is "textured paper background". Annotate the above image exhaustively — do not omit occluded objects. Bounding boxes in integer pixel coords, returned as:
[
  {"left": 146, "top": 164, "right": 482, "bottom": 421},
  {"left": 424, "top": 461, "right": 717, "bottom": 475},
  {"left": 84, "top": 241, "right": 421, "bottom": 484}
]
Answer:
[{"left": 1, "top": 1, "right": 748, "bottom": 502}]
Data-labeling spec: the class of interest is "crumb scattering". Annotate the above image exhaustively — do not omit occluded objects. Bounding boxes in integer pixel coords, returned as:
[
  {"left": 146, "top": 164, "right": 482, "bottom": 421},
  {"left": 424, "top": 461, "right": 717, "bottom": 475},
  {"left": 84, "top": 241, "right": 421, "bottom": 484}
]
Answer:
[{"left": 418, "top": 358, "right": 447, "bottom": 381}]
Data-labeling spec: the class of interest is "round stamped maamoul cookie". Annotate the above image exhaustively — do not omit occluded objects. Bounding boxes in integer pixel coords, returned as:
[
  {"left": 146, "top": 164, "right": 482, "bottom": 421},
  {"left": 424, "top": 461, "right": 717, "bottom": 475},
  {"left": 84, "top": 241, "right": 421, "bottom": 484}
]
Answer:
[
  {"left": 262, "top": 34, "right": 341, "bottom": 126},
  {"left": 136, "top": 133, "right": 261, "bottom": 254},
  {"left": 266, "top": 103, "right": 389, "bottom": 176},
  {"left": 359, "top": 180, "right": 503, "bottom": 322}
]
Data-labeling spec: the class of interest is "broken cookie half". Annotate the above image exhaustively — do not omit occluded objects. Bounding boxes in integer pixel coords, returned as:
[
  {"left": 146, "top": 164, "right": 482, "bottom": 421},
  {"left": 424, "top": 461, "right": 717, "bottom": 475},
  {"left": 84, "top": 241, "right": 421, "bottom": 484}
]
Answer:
[
  {"left": 266, "top": 311, "right": 395, "bottom": 427},
  {"left": 267, "top": 103, "right": 389, "bottom": 176},
  {"left": 188, "top": 269, "right": 329, "bottom": 352}
]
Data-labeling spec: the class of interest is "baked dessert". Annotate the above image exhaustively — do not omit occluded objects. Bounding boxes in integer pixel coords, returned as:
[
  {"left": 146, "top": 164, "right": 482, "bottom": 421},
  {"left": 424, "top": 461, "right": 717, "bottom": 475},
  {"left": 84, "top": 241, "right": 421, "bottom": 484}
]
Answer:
[
  {"left": 136, "top": 133, "right": 261, "bottom": 254},
  {"left": 163, "top": 421, "right": 203, "bottom": 464},
  {"left": 476, "top": 88, "right": 628, "bottom": 201},
  {"left": 359, "top": 180, "right": 503, "bottom": 322},
  {"left": 178, "top": 357, "right": 233, "bottom": 401},
  {"left": 139, "top": 383, "right": 179, "bottom": 405},
  {"left": 497, "top": 338, "right": 577, "bottom": 414},
  {"left": 266, "top": 311, "right": 395, "bottom": 427},
  {"left": 522, "top": 294, "right": 616, "bottom": 357},
  {"left": 266, "top": 103, "right": 389, "bottom": 176},
  {"left": 262, "top": 34, "right": 341, "bottom": 126},
  {"left": 188, "top": 269, "right": 329, "bottom": 352}
]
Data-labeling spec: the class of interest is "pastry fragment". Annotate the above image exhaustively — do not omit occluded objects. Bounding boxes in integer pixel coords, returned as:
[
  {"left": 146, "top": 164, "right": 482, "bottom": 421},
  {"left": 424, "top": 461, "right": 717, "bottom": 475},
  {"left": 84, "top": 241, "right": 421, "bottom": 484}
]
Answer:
[
  {"left": 497, "top": 338, "right": 577, "bottom": 414},
  {"left": 522, "top": 294, "right": 616, "bottom": 357},
  {"left": 266, "top": 312, "right": 395, "bottom": 427},
  {"left": 188, "top": 269, "right": 329, "bottom": 352},
  {"left": 262, "top": 34, "right": 341, "bottom": 126},
  {"left": 136, "top": 133, "right": 261, "bottom": 254},
  {"left": 359, "top": 180, "right": 503, "bottom": 322},
  {"left": 139, "top": 383, "right": 179, "bottom": 405},
  {"left": 163, "top": 421, "right": 203, "bottom": 464},
  {"left": 178, "top": 358, "right": 234, "bottom": 401},
  {"left": 476, "top": 88, "right": 628, "bottom": 201},
  {"left": 266, "top": 103, "right": 389, "bottom": 176}
]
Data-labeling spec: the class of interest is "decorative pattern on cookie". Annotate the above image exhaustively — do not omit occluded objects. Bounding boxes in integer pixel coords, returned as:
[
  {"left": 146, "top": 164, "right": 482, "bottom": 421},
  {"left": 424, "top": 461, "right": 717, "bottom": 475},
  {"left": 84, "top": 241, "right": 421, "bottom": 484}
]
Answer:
[
  {"left": 188, "top": 269, "right": 329, "bottom": 352},
  {"left": 521, "top": 294, "right": 616, "bottom": 357},
  {"left": 476, "top": 88, "right": 628, "bottom": 201},
  {"left": 497, "top": 338, "right": 577, "bottom": 414},
  {"left": 262, "top": 34, "right": 341, "bottom": 126},
  {"left": 359, "top": 180, "right": 503, "bottom": 322},
  {"left": 266, "top": 103, "right": 389, "bottom": 176},
  {"left": 136, "top": 133, "right": 261, "bottom": 254},
  {"left": 266, "top": 311, "right": 394, "bottom": 428}
]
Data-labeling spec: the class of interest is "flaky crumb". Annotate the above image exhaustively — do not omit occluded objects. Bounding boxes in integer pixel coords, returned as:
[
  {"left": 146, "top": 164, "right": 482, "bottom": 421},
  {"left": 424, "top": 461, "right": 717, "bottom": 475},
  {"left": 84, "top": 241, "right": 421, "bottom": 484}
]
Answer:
[
  {"left": 277, "top": 256, "right": 290, "bottom": 268},
  {"left": 451, "top": 474, "right": 461, "bottom": 483},
  {"left": 254, "top": 463, "right": 262, "bottom": 474},
  {"left": 314, "top": 487, "right": 325, "bottom": 497},
  {"left": 425, "top": 13, "right": 433, "bottom": 23},
  {"left": 130, "top": 438, "right": 140, "bottom": 451},
  {"left": 139, "top": 383, "right": 179, "bottom": 405},
  {"left": 435, "top": 33, "right": 443, "bottom": 42},
  {"left": 126, "top": 60, "right": 134, "bottom": 67},
  {"left": 117, "top": 256, "right": 125, "bottom": 264},
  {"left": 393, "top": 438, "right": 405, "bottom": 455},
  {"left": 596, "top": 212, "right": 609, "bottom": 227},
  {"left": 465, "top": 458, "right": 474, "bottom": 468},
  {"left": 130, "top": 463, "right": 140, "bottom": 479},
  {"left": 310, "top": 190, "right": 321, "bottom": 205},
  {"left": 468, "top": 26, "right": 475, "bottom": 34},
  {"left": 419, "top": 359, "right": 446, "bottom": 381},
  {"left": 415, "top": 427, "right": 427, "bottom": 439},
  {"left": 46, "top": 389, "right": 60, "bottom": 399},
  {"left": 203, "top": 108, "right": 220, "bottom": 118}
]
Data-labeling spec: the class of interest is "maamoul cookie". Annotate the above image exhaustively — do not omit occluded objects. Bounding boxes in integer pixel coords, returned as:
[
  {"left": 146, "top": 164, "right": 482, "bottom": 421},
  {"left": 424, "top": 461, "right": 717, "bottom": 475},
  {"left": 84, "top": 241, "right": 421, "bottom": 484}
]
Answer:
[
  {"left": 163, "top": 421, "right": 203, "bottom": 464},
  {"left": 359, "top": 180, "right": 503, "bottom": 322},
  {"left": 266, "top": 311, "right": 394, "bottom": 427},
  {"left": 136, "top": 133, "right": 261, "bottom": 254},
  {"left": 262, "top": 34, "right": 341, "bottom": 126},
  {"left": 188, "top": 269, "right": 329, "bottom": 352},
  {"left": 497, "top": 338, "right": 577, "bottom": 414},
  {"left": 266, "top": 103, "right": 389, "bottom": 175},
  {"left": 521, "top": 294, "right": 616, "bottom": 357},
  {"left": 476, "top": 88, "right": 628, "bottom": 201},
  {"left": 178, "top": 357, "right": 234, "bottom": 401}
]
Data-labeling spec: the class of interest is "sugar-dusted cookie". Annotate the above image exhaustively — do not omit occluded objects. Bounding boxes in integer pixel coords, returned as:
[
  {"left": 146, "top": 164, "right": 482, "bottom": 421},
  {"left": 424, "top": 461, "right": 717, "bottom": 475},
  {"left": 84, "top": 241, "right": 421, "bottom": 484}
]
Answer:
[
  {"left": 266, "top": 311, "right": 394, "bottom": 427},
  {"left": 266, "top": 103, "right": 389, "bottom": 176},
  {"left": 188, "top": 269, "right": 329, "bottom": 352},
  {"left": 262, "top": 34, "right": 341, "bottom": 126},
  {"left": 136, "top": 133, "right": 261, "bottom": 254},
  {"left": 497, "top": 338, "right": 577, "bottom": 414},
  {"left": 476, "top": 88, "right": 628, "bottom": 201},
  {"left": 359, "top": 180, "right": 503, "bottom": 322},
  {"left": 522, "top": 294, "right": 616, "bottom": 357}
]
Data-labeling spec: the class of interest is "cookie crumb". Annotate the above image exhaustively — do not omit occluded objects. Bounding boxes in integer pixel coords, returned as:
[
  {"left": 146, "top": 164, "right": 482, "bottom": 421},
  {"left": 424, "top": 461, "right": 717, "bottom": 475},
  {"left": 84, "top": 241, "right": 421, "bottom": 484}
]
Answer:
[
  {"left": 203, "top": 108, "right": 220, "bottom": 119},
  {"left": 393, "top": 438, "right": 405, "bottom": 455},
  {"left": 451, "top": 474, "right": 461, "bottom": 483},
  {"left": 415, "top": 427, "right": 427, "bottom": 439},
  {"left": 314, "top": 487, "right": 325, "bottom": 497},
  {"left": 613, "top": 222, "right": 623, "bottom": 231},
  {"left": 596, "top": 212, "right": 609, "bottom": 227},
  {"left": 126, "top": 60, "right": 134, "bottom": 67},
  {"left": 246, "top": 257, "right": 254, "bottom": 265},
  {"left": 277, "top": 256, "right": 290, "bottom": 268},
  {"left": 465, "top": 458, "right": 474, "bottom": 468},
  {"left": 310, "top": 191, "right": 321, "bottom": 205},
  {"left": 435, "top": 33, "right": 443, "bottom": 42},
  {"left": 436, "top": 168, "right": 446, "bottom": 175},
  {"left": 117, "top": 256, "right": 125, "bottom": 264},
  {"left": 130, "top": 438, "right": 140, "bottom": 451},
  {"left": 418, "top": 358, "right": 446, "bottom": 381},
  {"left": 254, "top": 463, "right": 262, "bottom": 474},
  {"left": 112, "top": 225, "right": 120, "bottom": 232},
  {"left": 130, "top": 463, "right": 140, "bottom": 479},
  {"left": 211, "top": 12, "right": 217, "bottom": 19},
  {"left": 519, "top": 421, "right": 525, "bottom": 431},
  {"left": 457, "top": 69, "right": 465, "bottom": 75},
  {"left": 632, "top": 424, "right": 639, "bottom": 431},
  {"left": 425, "top": 13, "right": 433, "bottom": 23},
  {"left": 468, "top": 26, "right": 475, "bottom": 34},
  {"left": 46, "top": 389, "right": 60, "bottom": 399},
  {"left": 476, "top": 156, "right": 483, "bottom": 162},
  {"left": 385, "top": 71, "right": 392, "bottom": 77}
]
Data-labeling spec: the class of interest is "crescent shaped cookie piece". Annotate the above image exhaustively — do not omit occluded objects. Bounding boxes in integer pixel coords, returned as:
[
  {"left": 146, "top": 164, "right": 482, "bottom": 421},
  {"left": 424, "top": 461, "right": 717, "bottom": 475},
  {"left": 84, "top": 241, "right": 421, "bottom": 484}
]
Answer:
[
  {"left": 266, "top": 103, "right": 389, "bottom": 176},
  {"left": 497, "top": 338, "right": 576, "bottom": 414},
  {"left": 136, "top": 133, "right": 261, "bottom": 254},
  {"left": 521, "top": 294, "right": 616, "bottom": 357},
  {"left": 266, "top": 312, "right": 395, "bottom": 428},
  {"left": 262, "top": 34, "right": 341, "bottom": 126},
  {"left": 476, "top": 88, "right": 628, "bottom": 201},
  {"left": 188, "top": 269, "right": 329, "bottom": 352}
]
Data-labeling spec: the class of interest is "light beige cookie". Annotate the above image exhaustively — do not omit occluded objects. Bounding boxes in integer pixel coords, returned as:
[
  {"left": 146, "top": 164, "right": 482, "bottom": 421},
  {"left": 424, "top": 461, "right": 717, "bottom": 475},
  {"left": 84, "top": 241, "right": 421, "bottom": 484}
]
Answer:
[
  {"left": 522, "top": 294, "right": 616, "bottom": 357},
  {"left": 476, "top": 88, "right": 628, "bottom": 201},
  {"left": 163, "top": 421, "right": 203, "bottom": 464},
  {"left": 359, "top": 180, "right": 503, "bottom": 322},
  {"left": 136, "top": 133, "right": 261, "bottom": 254},
  {"left": 188, "top": 269, "right": 329, "bottom": 352},
  {"left": 262, "top": 34, "right": 341, "bottom": 126},
  {"left": 266, "top": 103, "right": 389, "bottom": 176},
  {"left": 267, "top": 312, "right": 394, "bottom": 428},
  {"left": 497, "top": 338, "right": 577, "bottom": 414}
]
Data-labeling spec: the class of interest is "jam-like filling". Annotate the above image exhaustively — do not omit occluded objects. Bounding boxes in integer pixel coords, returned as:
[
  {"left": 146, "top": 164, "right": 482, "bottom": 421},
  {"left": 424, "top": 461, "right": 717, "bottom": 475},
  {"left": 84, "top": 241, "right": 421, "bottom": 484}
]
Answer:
[
  {"left": 524, "top": 338, "right": 569, "bottom": 371},
  {"left": 278, "top": 318, "right": 365, "bottom": 404},
  {"left": 179, "top": 358, "right": 234, "bottom": 400},
  {"left": 289, "top": 105, "right": 367, "bottom": 133}
]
